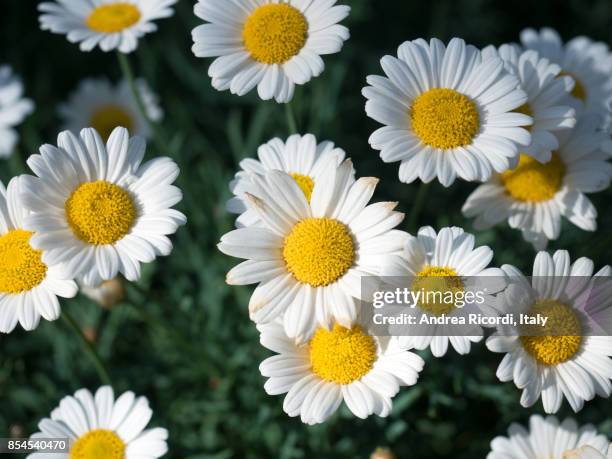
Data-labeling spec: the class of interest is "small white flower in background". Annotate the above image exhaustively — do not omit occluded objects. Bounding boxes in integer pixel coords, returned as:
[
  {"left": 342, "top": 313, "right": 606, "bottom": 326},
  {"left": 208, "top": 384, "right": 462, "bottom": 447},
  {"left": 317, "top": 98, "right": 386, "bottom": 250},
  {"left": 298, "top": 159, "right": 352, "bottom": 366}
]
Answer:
[
  {"left": 20, "top": 127, "right": 186, "bottom": 287},
  {"left": 380, "top": 226, "right": 506, "bottom": 357},
  {"left": 564, "top": 446, "right": 612, "bottom": 459},
  {"left": 487, "top": 415, "right": 610, "bottom": 459},
  {"left": 521, "top": 27, "right": 612, "bottom": 117},
  {"left": 38, "top": 0, "right": 177, "bottom": 54},
  {"left": 462, "top": 114, "right": 612, "bottom": 250},
  {"left": 258, "top": 316, "right": 424, "bottom": 425},
  {"left": 0, "top": 177, "right": 77, "bottom": 334},
  {"left": 227, "top": 133, "right": 347, "bottom": 227},
  {"left": 218, "top": 161, "right": 407, "bottom": 341},
  {"left": 60, "top": 77, "right": 162, "bottom": 141},
  {"left": 26, "top": 386, "right": 168, "bottom": 459},
  {"left": 191, "top": 0, "right": 350, "bottom": 103},
  {"left": 363, "top": 37, "right": 532, "bottom": 187},
  {"left": 482, "top": 44, "right": 576, "bottom": 163},
  {"left": 486, "top": 250, "right": 612, "bottom": 414},
  {"left": 0, "top": 65, "right": 34, "bottom": 158}
]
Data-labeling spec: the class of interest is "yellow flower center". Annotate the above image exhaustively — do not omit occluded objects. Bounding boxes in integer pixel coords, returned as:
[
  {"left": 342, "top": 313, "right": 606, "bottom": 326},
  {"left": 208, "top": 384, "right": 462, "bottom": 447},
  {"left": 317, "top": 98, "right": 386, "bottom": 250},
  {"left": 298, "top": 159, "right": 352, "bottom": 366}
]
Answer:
[
  {"left": 0, "top": 230, "right": 47, "bottom": 294},
  {"left": 289, "top": 172, "right": 314, "bottom": 203},
  {"left": 242, "top": 4, "right": 308, "bottom": 64},
  {"left": 520, "top": 299, "right": 582, "bottom": 366},
  {"left": 283, "top": 218, "right": 354, "bottom": 287},
  {"left": 560, "top": 71, "right": 587, "bottom": 101},
  {"left": 90, "top": 105, "right": 134, "bottom": 142},
  {"left": 65, "top": 181, "right": 136, "bottom": 245},
  {"left": 410, "top": 88, "right": 480, "bottom": 149},
  {"left": 500, "top": 153, "right": 566, "bottom": 202},
  {"left": 70, "top": 429, "right": 125, "bottom": 459},
  {"left": 309, "top": 324, "right": 377, "bottom": 385},
  {"left": 86, "top": 3, "right": 141, "bottom": 33},
  {"left": 411, "top": 266, "right": 464, "bottom": 316}
]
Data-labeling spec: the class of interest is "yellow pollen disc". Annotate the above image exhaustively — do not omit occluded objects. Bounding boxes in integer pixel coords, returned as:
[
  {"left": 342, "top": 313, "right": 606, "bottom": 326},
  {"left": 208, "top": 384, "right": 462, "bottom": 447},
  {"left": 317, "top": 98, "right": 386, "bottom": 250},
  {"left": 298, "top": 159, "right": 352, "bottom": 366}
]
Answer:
[
  {"left": 242, "top": 4, "right": 308, "bottom": 64},
  {"left": 309, "top": 324, "right": 377, "bottom": 384},
  {"left": 283, "top": 218, "right": 354, "bottom": 287},
  {"left": 289, "top": 172, "right": 314, "bottom": 203},
  {"left": 65, "top": 181, "right": 136, "bottom": 245},
  {"left": 410, "top": 88, "right": 480, "bottom": 149},
  {"left": 86, "top": 3, "right": 141, "bottom": 33},
  {"left": 90, "top": 105, "right": 134, "bottom": 142},
  {"left": 500, "top": 153, "right": 566, "bottom": 202},
  {"left": 70, "top": 429, "right": 125, "bottom": 459},
  {"left": 411, "top": 265, "right": 464, "bottom": 316},
  {"left": 0, "top": 230, "right": 47, "bottom": 294},
  {"left": 560, "top": 71, "right": 587, "bottom": 101},
  {"left": 520, "top": 299, "right": 582, "bottom": 366}
]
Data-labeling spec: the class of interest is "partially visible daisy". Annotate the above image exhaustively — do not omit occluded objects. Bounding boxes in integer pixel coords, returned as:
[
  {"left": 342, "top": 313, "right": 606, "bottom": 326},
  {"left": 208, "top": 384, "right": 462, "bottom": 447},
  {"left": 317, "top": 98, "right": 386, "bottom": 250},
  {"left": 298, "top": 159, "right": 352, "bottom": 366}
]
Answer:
[
  {"left": 482, "top": 44, "right": 576, "bottom": 163},
  {"left": 39, "top": 0, "right": 177, "bottom": 54},
  {"left": 26, "top": 386, "right": 168, "bottom": 459},
  {"left": 487, "top": 415, "right": 610, "bottom": 459},
  {"left": 191, "top": 0, "right": 350, "bottom": 103},
  {"left": 218, "top": 161, "right": 407, "bottom": 340},
  {"left": 564, "top": 446, "right": 612, "bottom": 459},
  {"left": 60, "top": 77, "right": 162, "bottom": 141},
  {"left": 20, "top": 127, "right": 186, "bottom": 287},
  {"left": 363, "top": 38, "right": 532, "bottom": 187},
  {"left": 0, "top": 65, "right": 34, "bottom": 158},
  {"left": 258, "top": 316, "right": 424, "bottom": 424},
  {"left": 380, "top": 226, "right": 506, "bottom": 357},
  {"left": 486, "top": 250, "right": 612, "bottom": 413},
  {"left": 0, "top": 177, "right": 77, "bottom": 333},
  {"left": 462, "top": 115, "right": 612, "bottom": 250},
  {"left": 227, "top": 133, "right": 347, "bottom": 227},
  {"left": 521, "top": 27, "right": 612, "bottom": 115}
]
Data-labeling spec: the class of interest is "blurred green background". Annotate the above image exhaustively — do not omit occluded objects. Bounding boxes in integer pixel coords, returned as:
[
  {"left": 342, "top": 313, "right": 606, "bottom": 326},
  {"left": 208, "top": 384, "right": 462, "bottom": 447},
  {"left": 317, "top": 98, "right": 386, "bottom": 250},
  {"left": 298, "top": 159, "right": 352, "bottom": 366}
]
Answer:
[{"left": 2, "top": 0, "right": 612, "bottom": 458}]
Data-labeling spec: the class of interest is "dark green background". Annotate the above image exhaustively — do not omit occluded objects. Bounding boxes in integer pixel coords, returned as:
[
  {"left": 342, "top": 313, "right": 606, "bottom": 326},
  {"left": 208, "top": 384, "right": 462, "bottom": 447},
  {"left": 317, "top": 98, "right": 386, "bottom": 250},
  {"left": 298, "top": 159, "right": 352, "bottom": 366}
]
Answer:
[{"left": 1, "top": 0, "right": 611, "bottom": 457}]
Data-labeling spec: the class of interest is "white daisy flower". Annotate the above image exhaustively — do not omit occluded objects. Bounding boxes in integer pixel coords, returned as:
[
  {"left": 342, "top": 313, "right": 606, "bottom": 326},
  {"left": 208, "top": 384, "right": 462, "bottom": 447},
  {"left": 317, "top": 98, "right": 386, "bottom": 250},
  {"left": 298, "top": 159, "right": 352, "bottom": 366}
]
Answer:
[
  {"left": 26, "top": 386, "right": 168, "bottom": 459},
  {"left": 227, "top": 133, "right": 347, "bottom": 227},
  {"left": 565, "top": 446, "right": 612, "bottom": 459},
  {"left": 60, "top": 77, "right": 162, "bottom": 141},
  {"left": 38, "top": 0, "right": 177, "bottom": 54},
  {"left": 462, "top": 115, "right": 612, "bottom": 250},
  {"left": 380, "top": 226, "right": 506, "bottom": 357},
  {"left": 0, "top": 177, "right": 77, "bottom": 334},
  {"left": 486, "top": 250, "right": 612, "bottom": 413},
  {"left": 521, "top": 27, "right": 612, "bottom": 116},
  {"left": 0, "top": 65, "right": 34, "bottom": 158},
  {"left": 218, "top": 161, "right": 407, "bottom": 340},
  {"left": 362, "top": 37, "right": 532, "bottom": 187},
  {"left": 191, "top": 0, "right": 350, "bottom": 103},
  {"left": 20, "top": 127, "right": 186, "bottom": 287},
  {"left": 487, "top": 415, "right": 610, "bottom": 459},
  {"left": 258, "top": 316, "right": 424, "bottom": 425},
  {"left": 482, "top": 44, "right": 576, "bottom": 163}
]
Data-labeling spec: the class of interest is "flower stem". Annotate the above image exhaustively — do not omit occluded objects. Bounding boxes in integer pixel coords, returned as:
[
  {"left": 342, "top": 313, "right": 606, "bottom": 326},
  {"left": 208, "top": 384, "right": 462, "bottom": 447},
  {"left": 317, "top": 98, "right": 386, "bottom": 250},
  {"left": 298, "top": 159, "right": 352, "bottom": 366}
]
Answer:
[
  {"left": 116, "top": 52, "right": 165, "bottom": 150},
  {"left": 408, "top": 181, "right": 431, "bottom": 233},
  {"left": 285, "top": 101, "right": 299, "bottom": 134},
  {"left": 62, "top": 310, "right": 112, "bottom": 386}
]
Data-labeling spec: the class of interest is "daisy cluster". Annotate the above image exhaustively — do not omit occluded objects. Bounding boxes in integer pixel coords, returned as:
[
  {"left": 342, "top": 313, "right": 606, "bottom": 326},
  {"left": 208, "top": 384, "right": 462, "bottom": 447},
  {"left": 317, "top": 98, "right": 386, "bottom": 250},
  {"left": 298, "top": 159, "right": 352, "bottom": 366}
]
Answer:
[
  {"left": 0, "top": 0, "right": 610, "bottom": 457},
  {"left": 217, "top": 23, "right": 612, "bottom": 438},
  {"left": 1, "top": 2, "right": 188, "bottom": 456}
]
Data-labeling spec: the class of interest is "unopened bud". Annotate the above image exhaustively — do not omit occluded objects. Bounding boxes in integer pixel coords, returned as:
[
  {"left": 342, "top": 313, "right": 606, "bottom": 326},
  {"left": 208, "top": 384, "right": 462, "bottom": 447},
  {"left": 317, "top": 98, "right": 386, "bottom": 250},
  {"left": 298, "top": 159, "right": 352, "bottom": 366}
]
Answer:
[
  {"left": 371, "top": 447, "right": 396, "bottom": 459},
  {"left": 82, "top": 326, "right": 97, "bottom": 343},
  {"left": 80, "top": 278, "right": 125, "bottom": 309}
]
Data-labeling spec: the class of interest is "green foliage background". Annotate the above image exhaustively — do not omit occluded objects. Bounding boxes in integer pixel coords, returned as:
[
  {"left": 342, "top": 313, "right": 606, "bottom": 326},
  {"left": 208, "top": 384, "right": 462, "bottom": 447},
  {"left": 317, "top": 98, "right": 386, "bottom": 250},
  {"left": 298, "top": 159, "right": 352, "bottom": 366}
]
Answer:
[{"left": 2, "top": 0, "right": 612, "bottom": 457}]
